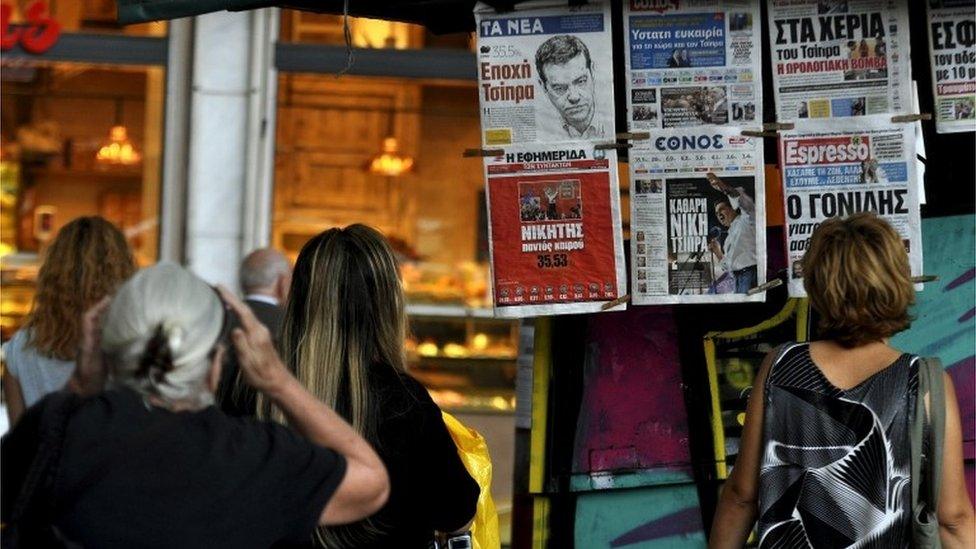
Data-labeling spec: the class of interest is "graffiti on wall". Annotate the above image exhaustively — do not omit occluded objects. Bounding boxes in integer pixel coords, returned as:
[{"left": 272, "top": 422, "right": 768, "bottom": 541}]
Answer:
[
  {"left": 891, "top": 214, "right": 976, "bottom": 503},
  {"left": 571, "top": 306, "right": 706, "bottom": 546},
  {"left": 572, "top": 307, "right": 691, "bottom": 475}
]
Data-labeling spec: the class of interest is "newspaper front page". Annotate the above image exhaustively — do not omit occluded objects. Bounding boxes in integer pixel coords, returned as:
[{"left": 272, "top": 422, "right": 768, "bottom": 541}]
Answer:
[
  {"left": 624, "top": 1, "right": 763, "bottom": 130},
  {"left": 779, "top": 116, "right": 921, "bottom": 297},
  {"left": 767, "top": 0, "right": 912, "bottom": 121},
  {"left": 485, "top": 143, "right": 627, "bottom": 317},
  {"left": 927, "top": 0, "right": 976, "bottom": 133},
  {"left": 475, "top": 1, "right": 615, "bottom": 146},
  {"left": 629, "top": 127, "right": 766, "bottom": 304}
]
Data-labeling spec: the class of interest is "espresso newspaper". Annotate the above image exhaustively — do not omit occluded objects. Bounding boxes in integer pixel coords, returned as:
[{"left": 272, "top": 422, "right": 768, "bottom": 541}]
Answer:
[
  {"left": 779, "top": 116, "right": 921, "bottom": 297},
  {"left": 624, "top": 0, "right": 763, "bottom": 130},
  {"left": 629, "top": 127, "right": 766, "bottom": 304},
  {"left": 927, "top": 0, "right": 976, "bottom": 133},
  {"left": 475, "top": 1, "right": 615, "bottom": 146},
  {"left": 767, "top": 0, "right": 912, "bottom": 121},
  {"left": 485, "top": 143, "right": 626, "bottom": 317}
]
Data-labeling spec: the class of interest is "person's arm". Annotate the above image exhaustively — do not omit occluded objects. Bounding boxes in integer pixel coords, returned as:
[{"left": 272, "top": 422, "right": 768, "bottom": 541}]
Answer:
[
  {"left": 709, "top": 349, "right": 775, "bottom": 548},
  {"left": 66, "top": 297, "right": 112, "bottom": 397},
  {"left": 728, "top": 188, "right": 755, "bottom": 217},
  {"left": 2, "top": 369, "right": 26, "bottom": 425},
  {"left": 218, "top": 287, "right": 389, "bottom": 526},
  {"left": 937, "top": 373, "right": 975, "bottom": 548}
]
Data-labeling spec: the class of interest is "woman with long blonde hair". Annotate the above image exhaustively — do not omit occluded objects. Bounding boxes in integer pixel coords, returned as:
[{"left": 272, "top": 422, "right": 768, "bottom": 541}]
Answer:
[
  {"left": 265, "top": 224, "right": 479, "bottom": 548},
  {"left": 2, "top": 216, "right": 136, "bottom": 424}
]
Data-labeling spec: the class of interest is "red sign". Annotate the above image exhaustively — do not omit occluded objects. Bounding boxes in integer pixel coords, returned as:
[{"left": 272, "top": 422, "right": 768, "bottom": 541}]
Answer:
[{"left": 1, "top": 1, "right": 61, "bottom": 54}]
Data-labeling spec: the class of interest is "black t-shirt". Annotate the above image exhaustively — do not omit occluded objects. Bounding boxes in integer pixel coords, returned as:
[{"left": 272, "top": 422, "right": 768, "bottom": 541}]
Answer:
[
  {"left": 284, "top": 368, "right": 480, "bottom": 548},
  {"left": 1, "top": 388, "right": 346, "bottom": 549}
]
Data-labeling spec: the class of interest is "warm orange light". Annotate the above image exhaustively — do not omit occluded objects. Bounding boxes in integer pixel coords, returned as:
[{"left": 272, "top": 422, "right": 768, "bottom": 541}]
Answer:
[
  {"left": 368, "top": 137, "right": 414, "bottom": 177},
  {"left": 96, "top": 125, "right": 141, "bottom": 166}
]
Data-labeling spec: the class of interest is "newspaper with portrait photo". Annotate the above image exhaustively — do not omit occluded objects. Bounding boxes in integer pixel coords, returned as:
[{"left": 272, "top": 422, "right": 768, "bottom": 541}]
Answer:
[
  {"left": 767, "top": 0, "right": 912, "bottom": 121},
  {"left": 475, "top": 1, "right": 615, "bottom": 146},
  {"left": 624, "top": 1, "right": 762, "bottom": 130},
  {"left": 629, "top": 127, "right": 766, "bottom": 304},
  {"left": 778, "top": 115, "right": 922, "bottom": 297}
]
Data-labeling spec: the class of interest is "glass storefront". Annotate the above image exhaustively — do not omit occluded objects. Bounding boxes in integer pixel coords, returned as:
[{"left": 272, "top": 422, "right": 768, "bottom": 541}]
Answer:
[{"left": 0, "top": 1, "right": 166, "bottom": 340}]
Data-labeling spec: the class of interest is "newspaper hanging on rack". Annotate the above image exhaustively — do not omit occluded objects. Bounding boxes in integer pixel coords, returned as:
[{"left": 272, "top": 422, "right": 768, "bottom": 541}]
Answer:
[
  {"left": 474, "top": 1, "right": 615, "bottom": 146},
  {"left": 623, "top": 1, "right": 763, "bottom": 130},
  {"left": 927, "top": 0, "right": 976, "bottom": 134},
  {"left": 779, "top": 115, "right": 921, "bottom": 297},
  {"left": 629, "top": 127, "right": 766, "bottom": 305},
  {"left": 485, "top": 142, "right": 626, "bottom": 317},
  {"left": 767, "top": 0, "right": 912, "bottom": 121}
]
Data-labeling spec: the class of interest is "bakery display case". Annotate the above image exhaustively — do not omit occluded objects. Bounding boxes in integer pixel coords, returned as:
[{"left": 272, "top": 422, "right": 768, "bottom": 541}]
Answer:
[{"left": 406, "top": 306, "right": 518, "bottom": 414}]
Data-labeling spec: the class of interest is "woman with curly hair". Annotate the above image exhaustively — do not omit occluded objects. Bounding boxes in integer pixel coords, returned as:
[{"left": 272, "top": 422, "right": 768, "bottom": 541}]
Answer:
[{"left": 2, "top": 216, "right": 136, "bottom": 425}]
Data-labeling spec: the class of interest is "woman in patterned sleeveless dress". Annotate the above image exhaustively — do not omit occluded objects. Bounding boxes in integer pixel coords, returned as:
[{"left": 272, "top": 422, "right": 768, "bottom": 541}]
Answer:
[{"left": 710, "top": 213, "right": 974, "bottom": 548}]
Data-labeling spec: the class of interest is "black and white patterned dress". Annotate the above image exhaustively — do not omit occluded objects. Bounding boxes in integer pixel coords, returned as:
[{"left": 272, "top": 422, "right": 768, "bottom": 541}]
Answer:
[{"left": 757, "top": 343, "right": 918, "bottom": 548}]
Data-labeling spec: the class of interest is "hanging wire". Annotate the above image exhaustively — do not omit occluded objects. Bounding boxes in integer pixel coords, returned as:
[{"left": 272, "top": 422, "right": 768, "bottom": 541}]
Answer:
[{"left": 336, "top": 0, "right": 355, "bottom": 77}]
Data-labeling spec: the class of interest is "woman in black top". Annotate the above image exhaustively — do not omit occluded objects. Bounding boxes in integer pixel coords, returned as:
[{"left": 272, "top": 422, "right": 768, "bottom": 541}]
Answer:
[
  {"left": 261, "top": 224, "right": 480, "bottom": 548},
  {"left": 1, "top": 263, "right": 390, "bottom": 548}
]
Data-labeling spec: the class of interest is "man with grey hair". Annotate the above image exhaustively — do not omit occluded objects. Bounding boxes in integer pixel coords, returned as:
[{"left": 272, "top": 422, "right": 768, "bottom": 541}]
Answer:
[{"left": 218, "top": 248, "right": 292, "bottom": 416}]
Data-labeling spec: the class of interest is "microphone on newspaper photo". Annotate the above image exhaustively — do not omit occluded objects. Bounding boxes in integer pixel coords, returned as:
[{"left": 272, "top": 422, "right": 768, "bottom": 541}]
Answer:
[{"left": 707, "top": 226, "right": 724, "bottom": 243}]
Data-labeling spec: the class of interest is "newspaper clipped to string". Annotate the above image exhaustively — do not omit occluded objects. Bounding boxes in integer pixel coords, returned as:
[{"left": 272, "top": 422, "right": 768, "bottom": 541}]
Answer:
[
  {"left": 778, "top": 115, "right": 922, "bottom": 297},
  {"left": 927, "top": 0, "right": 976, "bottom": 134},
  {"left": 624, "top": 0, "right": 763, "bottom": 129},
  {"left": 629, "top": 128, "right": 766, "bottom": 304},
  {"left": 767, "top": 0, "right": 912, "bottom": 121},
  {"left": 484, "top": 142, "right": 626, "bottom": 317},
  {"left": 474, "top": 1, "right": 615, "bottom": 146}
]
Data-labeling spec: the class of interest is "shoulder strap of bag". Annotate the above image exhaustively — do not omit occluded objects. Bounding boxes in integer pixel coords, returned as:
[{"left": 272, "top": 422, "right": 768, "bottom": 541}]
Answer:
[
  {"left": 3, "top": 391, "right": 82, "bottom": 549},
  {"left": 922, "top": 357, "right": 946, "bottom": 514},
  {"left": 911, "top": 357, "right": 947, "bottom": 518}
]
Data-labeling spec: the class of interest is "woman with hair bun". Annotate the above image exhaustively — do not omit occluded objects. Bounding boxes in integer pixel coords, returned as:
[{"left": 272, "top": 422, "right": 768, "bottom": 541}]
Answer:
[
  {"left": 1, "top": 262, "right": 389, "bottom": 548},
  {"left": 710, "top": 213, "right": 974, "bottom": 548},
  {"left": 3, "top": 216, "right": 136, "bottom": 426}
]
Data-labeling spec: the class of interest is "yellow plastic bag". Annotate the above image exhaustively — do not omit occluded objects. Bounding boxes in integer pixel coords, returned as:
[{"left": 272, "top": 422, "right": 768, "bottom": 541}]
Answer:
[{"left": 442, "top": 412, "right": 500, "bottom": 549}]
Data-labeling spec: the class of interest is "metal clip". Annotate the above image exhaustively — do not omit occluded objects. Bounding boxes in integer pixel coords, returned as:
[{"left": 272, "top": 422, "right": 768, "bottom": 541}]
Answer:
[{"left": 911, "top": 275, "right": 939, "bottom": 283}]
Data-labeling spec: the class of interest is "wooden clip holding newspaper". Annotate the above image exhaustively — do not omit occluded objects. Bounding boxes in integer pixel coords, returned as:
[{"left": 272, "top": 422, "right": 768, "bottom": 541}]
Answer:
[
  {"left": 600, "top": 293, "right": 630, "bottom": 311},
  {"left": 763, "top": 122, "right": 795, "bottom": 131},
  {"left": 891, "top": 113, "right": 932, "bottom": 123},
  {"left": 616, "top": 132, "right": 651, "bottom": 141},
  {"left": 746, "top": 278, "right": 783, "bottom": 296},
  {"left": 595, "top": 142, "right": 633, "bottom": 151},
  {"left": 741, "top": 129, "right": 780, "bottom": 138},
  {"left": 911, "top": 275, "right": 939, "bottom": 283},
  {"left": 463, "top": 148, "right": 505, "bottom": 158}
]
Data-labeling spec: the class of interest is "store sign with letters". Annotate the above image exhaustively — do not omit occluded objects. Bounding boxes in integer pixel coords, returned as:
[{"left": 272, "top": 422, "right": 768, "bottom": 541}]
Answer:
[{"left": 1, "top": 1, "right": 61, "bottom": 54}]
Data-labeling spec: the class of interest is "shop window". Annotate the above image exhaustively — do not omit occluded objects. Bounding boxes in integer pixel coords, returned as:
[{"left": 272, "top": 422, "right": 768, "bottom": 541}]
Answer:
[
  {"left": 2, "top": 0, "right": 167, "bottom": 37},
  {"left": 274, "top": 74, "right": 488, "bottom": 304},
  {"left": 0, "top": 60, "right": 165, "bottom": 339},
  {"left": 279, "top": 9, "right": 472, "bottom": 50}
]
